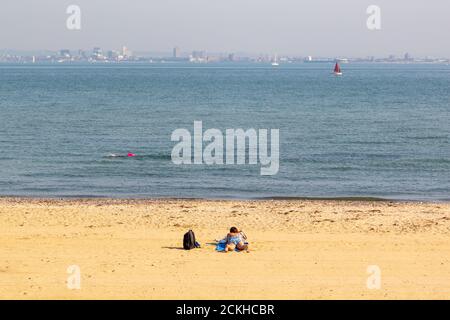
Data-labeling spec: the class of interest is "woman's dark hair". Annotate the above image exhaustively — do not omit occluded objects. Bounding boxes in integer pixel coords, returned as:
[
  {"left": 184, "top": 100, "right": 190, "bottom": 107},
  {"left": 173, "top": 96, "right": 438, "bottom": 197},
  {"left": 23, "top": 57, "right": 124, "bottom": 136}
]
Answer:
[{"left": 230, "top": 227, "right": 239, "bottom": 233}]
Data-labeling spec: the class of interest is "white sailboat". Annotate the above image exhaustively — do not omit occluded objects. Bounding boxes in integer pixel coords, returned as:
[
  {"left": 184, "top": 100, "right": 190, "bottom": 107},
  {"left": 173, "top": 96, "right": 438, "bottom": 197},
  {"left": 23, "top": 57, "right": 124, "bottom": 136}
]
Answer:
[{"left": 271, "top": 54, "right": 279, "bottom": 66}]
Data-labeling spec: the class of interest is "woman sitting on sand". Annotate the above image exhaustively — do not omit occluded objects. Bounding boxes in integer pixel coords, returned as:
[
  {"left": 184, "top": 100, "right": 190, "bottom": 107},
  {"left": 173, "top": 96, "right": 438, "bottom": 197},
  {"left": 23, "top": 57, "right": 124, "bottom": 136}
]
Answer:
[{"left": 223, "top": 227, "right": 248, "bottom": 252}]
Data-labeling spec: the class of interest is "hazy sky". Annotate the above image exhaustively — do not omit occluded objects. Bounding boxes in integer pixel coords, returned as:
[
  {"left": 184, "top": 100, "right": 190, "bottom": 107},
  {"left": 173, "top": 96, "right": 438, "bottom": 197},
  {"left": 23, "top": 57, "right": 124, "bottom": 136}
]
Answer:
[{"left": 1, "top": 0, "right": 449, "bottom": 57}]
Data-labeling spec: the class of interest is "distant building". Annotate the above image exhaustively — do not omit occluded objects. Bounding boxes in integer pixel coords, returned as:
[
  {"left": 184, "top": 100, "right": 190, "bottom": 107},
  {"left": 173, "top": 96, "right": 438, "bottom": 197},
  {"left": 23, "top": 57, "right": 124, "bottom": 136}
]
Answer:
[
  {"left": 336, "top": 58, "right": 349, "bottom": 64},
  {"left": 173, "top": 46, "right": 181, "bottom": 59},
  {"left": 190, "top": 50, "right": 207, "bottom": 63},
  {"left": 404, "top": 52, "right": 413, "bottom": 61},
  {"left": 107, "top": 50, "right": 120, "bottom": 61},
  {"left": 91, "top": 47, "right": 107, "bottom": 61},
  {"left": 93, "top": 47, "right": 102, "bottom": 56},
  {"left": 228, "top": 53, "right": 235, "bottom": 62},
  {"left": 78, "top": 50, "right": 87, "bottom": 59},
  {"left": 121, "top": 46, "right": 132, "bottom": 57},
  {"left": 59, "top": 49, "right": 71, "bottom": 58},
  {"left": 304, "top": 56, "right": 333, "bottom": 63}
]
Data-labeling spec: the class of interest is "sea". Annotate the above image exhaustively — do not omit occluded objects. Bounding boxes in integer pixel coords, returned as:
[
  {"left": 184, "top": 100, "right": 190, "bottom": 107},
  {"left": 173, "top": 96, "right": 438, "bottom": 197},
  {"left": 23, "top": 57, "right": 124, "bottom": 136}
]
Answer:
[{"left": 0, "top": 62, "right": 449, "bottom": 201}]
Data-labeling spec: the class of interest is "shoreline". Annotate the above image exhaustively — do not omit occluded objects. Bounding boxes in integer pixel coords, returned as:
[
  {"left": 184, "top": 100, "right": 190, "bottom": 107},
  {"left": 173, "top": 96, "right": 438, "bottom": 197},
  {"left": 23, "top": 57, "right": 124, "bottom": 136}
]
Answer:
[{"left": 1, "top": 195, "right": 448, "bottom": 204}]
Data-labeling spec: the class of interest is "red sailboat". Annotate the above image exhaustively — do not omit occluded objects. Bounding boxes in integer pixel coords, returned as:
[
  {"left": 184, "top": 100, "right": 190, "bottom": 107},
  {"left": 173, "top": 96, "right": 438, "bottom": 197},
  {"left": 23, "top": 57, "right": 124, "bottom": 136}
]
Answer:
[{"left": 334, "top": 62, "right": 342, "bottom": 76}]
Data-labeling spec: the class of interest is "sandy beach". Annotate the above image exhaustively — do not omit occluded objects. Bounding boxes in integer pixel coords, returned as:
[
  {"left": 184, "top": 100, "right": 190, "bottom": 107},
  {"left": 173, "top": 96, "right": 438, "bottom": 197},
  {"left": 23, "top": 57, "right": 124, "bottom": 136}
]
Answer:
[{"left": 0, "top": 197, "right": 449, "bottom": 300}]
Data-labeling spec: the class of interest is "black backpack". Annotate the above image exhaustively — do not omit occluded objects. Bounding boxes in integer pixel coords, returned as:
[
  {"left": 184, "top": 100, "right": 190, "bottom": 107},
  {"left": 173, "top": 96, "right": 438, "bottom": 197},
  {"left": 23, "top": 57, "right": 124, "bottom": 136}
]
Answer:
[{"left": 183, "top": 230, "right": 200, "bottom": 250}]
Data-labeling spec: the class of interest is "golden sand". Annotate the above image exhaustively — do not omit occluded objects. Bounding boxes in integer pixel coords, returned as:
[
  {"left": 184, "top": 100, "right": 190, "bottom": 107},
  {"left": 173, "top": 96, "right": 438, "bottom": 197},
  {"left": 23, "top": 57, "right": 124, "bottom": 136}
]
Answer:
[{"left": 0, "top": 197, "right": 449, "bottom": 299}]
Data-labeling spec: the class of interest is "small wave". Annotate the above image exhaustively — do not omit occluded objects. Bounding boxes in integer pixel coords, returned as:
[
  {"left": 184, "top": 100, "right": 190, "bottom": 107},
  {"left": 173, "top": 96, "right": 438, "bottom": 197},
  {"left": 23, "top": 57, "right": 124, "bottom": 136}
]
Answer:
[
  {"left": 104, "top": 153, "right": 171, "bottom": 160},
  {"left": 320, "top": 166, "right": 355, "bottom": 172},
  {"left": 407, "top": 135, "right": 448, "bottom": 140}
]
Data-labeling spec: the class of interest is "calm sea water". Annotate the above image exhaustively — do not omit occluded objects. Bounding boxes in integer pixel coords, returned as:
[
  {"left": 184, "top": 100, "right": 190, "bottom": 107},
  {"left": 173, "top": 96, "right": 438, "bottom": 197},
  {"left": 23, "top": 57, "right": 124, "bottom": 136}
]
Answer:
[{"left": 0, "top": 63, "right": 449, "bottom": 200}]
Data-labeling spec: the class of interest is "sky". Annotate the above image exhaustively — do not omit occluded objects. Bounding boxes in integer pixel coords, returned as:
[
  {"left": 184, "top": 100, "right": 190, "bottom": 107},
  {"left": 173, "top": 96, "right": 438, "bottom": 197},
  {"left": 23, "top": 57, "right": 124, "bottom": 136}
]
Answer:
[{"left": 0, "top": 0, "right": 449, "bottom": 57}]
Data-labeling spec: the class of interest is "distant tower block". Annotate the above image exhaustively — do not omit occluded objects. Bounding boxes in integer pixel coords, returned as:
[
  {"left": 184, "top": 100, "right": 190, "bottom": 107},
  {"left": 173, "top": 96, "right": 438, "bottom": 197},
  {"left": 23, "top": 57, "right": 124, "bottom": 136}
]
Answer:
[
  {"left": 404, "top": 53, "right": 413, "bottom": 61},
  {"left": 173, "top": 46, "right": 181, "bottom": 59}
]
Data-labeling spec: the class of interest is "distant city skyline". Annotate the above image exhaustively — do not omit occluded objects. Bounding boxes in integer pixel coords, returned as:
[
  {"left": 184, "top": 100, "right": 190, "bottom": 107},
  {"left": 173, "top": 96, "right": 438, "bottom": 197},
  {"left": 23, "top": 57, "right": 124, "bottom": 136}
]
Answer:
[
  {"left": 1, "top": 0, "right": 450, "bottom": 57},
  {"left": 2, "top": 44, "right": 448, "bottom": 65},
  {"left": 2, "top": 46, "right": 449, "bottom": 60}
]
